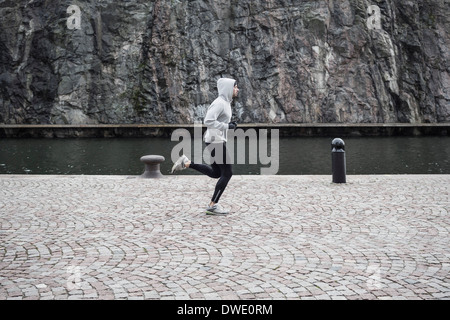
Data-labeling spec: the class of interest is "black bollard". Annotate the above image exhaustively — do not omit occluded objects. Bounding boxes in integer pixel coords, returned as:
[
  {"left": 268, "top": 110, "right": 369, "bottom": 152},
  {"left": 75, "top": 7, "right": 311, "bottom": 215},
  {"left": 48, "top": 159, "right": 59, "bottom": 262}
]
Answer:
[
  {"left": 331, "top": 138, "right": 346, "bottom": 183},
  {"left": 140, "top": 155, "right": 165, "bottom": 178}
]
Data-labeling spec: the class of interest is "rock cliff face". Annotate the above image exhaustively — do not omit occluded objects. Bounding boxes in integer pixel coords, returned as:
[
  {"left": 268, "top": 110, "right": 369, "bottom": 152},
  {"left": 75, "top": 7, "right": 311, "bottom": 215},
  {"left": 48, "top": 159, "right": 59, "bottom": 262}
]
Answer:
[{"left": 1, "top": 0, "right": 449, "bottom": 125}]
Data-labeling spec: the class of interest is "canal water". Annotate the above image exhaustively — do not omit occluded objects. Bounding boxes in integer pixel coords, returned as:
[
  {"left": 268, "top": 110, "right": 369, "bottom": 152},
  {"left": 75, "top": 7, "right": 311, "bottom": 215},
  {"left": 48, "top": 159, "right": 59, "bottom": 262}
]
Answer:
[{"left": 0, "top": 136, "right": 449, "bottom": 175}]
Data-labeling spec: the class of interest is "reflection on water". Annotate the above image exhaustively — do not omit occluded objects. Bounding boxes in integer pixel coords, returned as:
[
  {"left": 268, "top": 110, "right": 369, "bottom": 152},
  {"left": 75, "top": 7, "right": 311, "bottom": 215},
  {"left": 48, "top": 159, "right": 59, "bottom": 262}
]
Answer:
[{"left": 0, "top": 136, "right": 449, "bottom": 175}]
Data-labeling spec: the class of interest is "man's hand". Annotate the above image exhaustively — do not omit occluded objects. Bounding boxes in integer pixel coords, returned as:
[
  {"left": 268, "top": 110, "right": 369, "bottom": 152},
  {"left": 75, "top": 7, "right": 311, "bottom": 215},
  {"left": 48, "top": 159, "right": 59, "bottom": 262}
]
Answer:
[{"left": 228, "top": 121, "right": 238, "bottom": 129}]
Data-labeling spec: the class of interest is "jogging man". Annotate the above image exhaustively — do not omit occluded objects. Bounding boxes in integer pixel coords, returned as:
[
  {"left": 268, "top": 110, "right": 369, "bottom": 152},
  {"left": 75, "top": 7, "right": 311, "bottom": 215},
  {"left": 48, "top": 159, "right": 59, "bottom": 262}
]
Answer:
[{"left": 171, "top": 78, "right": 239, "bottom": 215}]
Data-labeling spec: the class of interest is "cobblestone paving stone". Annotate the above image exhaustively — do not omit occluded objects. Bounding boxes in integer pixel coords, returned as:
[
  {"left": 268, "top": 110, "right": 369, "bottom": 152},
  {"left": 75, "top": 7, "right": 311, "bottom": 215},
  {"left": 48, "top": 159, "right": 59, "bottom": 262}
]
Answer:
[{"left": 0, "top": 174, "right": 449, "bottom": 300}]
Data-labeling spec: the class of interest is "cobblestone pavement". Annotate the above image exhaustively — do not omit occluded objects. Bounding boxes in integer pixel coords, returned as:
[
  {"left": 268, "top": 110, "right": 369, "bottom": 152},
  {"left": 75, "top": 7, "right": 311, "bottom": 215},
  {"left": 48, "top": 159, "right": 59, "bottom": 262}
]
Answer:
[{"left": 0, "top": 174, "right": 449, "bottom": 300}]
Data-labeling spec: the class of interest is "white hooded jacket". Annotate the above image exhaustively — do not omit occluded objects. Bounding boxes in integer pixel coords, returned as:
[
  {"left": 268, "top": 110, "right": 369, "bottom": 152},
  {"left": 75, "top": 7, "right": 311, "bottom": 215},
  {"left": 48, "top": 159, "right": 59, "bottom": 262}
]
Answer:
[{"left": 203, "top": 78, "right": 236, "bottom": 143}]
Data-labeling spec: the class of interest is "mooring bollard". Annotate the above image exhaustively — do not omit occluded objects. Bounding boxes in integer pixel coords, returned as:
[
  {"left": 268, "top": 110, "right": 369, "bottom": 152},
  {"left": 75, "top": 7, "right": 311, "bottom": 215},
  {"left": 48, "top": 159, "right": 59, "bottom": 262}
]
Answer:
[
  {"left": 331, "top": 138, "right": 346, "bottom": 183},
  {"left": 140, "top": 155, "right": 165, "bottom": 179}
]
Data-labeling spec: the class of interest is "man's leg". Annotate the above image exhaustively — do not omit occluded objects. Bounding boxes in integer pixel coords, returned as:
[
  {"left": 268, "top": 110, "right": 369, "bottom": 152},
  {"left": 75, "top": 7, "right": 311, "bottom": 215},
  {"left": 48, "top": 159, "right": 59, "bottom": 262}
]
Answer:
[
  {"left": 209, "top": 143, "right": 233, "bottom": 205},
  {"left": 210, "top": 162, "right": 233, "bottom": 204},
  {"left": 188, "top": 143, "right": 221, "bottom": 179}
]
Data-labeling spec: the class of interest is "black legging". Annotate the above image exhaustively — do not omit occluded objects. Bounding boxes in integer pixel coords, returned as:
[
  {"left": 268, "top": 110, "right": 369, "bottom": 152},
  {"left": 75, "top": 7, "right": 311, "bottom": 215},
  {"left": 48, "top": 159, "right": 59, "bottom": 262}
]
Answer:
[{"left": 189, "top": 143, "right": 233, "bottom": 204}]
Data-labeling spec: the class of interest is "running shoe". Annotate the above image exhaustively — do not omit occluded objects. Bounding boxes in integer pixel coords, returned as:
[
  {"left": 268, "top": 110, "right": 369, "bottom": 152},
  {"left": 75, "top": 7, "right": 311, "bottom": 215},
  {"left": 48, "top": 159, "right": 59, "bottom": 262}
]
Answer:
[
  {"left": 205, "top": 204, "right": 229, "bottom": 215},
  {"left": 171, "top": 154, "right": 189, "bottom": 173}
]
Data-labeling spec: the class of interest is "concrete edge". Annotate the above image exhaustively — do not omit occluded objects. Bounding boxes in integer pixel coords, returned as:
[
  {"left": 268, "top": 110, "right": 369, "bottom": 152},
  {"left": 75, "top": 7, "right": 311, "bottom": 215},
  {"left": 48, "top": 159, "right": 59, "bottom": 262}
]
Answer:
[
  {"left": 1, "top": 174, "right": 449, "bottom": 179},
  {"left": 1, "top": 123, "right": 449, "bottom": 138}
]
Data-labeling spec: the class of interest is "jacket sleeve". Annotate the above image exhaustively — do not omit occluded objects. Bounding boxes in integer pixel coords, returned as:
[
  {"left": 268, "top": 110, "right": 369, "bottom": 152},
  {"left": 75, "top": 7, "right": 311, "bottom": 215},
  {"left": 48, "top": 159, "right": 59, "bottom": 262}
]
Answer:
[{"left": 204, "top": 101, "right": 228, "bottom": 131}]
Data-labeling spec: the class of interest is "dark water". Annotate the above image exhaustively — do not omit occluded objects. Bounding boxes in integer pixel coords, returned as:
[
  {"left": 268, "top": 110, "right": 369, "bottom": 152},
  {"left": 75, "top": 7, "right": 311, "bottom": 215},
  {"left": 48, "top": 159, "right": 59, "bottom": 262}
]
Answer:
[{"left": 0, "top": 136, "right": 449, "bottom": 175}]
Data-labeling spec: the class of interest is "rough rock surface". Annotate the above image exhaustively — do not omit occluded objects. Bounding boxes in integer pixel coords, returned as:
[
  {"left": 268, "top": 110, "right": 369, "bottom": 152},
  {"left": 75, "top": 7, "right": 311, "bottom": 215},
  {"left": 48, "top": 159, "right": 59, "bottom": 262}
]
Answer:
[{"left": 0, "top": 0, "right": 449, "bottom": 125}]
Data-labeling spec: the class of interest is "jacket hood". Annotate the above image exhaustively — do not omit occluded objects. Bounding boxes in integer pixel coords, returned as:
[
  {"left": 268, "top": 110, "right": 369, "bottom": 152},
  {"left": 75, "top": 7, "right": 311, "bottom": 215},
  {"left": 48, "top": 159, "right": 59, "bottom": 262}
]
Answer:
[{"left": 217, "top": 78, "right": 236, "bottom": 103}]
